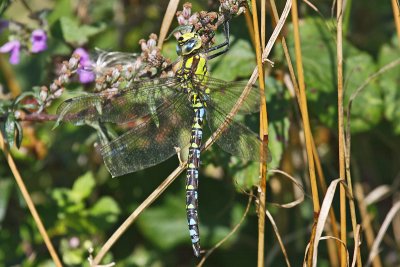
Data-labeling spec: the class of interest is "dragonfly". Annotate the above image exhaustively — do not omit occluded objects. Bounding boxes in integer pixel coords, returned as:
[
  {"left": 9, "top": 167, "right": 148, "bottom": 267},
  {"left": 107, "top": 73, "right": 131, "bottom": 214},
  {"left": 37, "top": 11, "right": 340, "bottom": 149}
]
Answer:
[{"left": 56, "top": 24, "right": 270, "bottom": 257}]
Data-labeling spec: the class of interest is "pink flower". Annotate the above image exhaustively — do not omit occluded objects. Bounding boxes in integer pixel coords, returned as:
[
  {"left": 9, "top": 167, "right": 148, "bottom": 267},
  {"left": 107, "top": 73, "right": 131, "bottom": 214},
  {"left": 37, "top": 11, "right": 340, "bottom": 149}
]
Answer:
[
  {"left": 31, "top": 29, "right": 47, "bottom": 53},
  {"left": 0, "top": 40, "right": 21, "bottom": 64},
  {"left": 73, "top": 48, "right": 95, "bottom": 84}
]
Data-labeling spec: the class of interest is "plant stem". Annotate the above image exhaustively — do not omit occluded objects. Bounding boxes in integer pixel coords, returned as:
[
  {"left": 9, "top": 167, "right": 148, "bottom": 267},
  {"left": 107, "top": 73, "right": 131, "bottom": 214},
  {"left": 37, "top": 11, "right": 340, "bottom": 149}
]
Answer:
[
  {"left": 0, "top": 132, "right": 63, "bottom": 267},
  {"left": 391, "top": 0, "right": 400, "bottom": 46},
  {"left": 249, "top": 1, "right": 269, "bottom": 266},
  {"left": 290, "top": 0, "right": 321, "bottom": 264},
  {"left": 336, "top": 1, "right": 347, "bottom": 266}
]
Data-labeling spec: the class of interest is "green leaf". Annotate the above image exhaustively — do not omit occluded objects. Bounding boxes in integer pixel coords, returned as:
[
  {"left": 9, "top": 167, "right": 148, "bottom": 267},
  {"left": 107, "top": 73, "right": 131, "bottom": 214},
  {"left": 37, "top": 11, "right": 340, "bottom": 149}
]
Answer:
[
  {"left": 51, "top": 17, "right": 104, "bottom": 46},
  {"left": 231, "top": 160, "right": 260, "bottom": 190},
  {"left": 210, "top": 35, "right": 255, "bottom": 80},
  {"left": 275, "top": 17, "right": 383, "bottom": 133},
  {"left": 0, "top": 0, "right": 12, "bottom": 15},
  {"left": 89, "top": 196, "right": 120, "bottom": 224},
  {"left": 14, "top": 121, "right": 23, "bottom": 149},
  {"left": 5, "top": 112, "right": 15, "bottom": 148},
  {"left": 47, "top": 0, "right": 74, "bottom": 25},
  {"left": 378, "top": 35, "right": 400, "bottom": 134},
  {"left": 70, "top": 172, "right": 96, "bottom": 202},
  {"left": 137, "top": 195, "right": 188, "bottom": 249},
  {"left": 81, "top": 22, "right": 106, "bottom": 38},
  {"left": 56, "top": 17, "right": 88, "bottom": 45}
]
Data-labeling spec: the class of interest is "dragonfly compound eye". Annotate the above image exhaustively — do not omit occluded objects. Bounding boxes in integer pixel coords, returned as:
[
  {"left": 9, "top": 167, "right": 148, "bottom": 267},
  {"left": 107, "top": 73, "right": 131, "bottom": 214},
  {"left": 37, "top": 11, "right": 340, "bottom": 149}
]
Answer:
[
  {"left": 176, "top": 44, "right": 182, "bottom": 56},
  {"left": 181, "top": 38, "right": 201, "bottom": 55}
]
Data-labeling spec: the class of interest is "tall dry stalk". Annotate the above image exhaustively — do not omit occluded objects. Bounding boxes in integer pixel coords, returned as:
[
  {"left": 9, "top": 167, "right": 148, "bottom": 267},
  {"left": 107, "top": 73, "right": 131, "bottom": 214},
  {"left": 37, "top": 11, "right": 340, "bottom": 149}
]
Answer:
[
  {"left": 249, "top": 1, "right": 269, "bottom": 266},
  {"left": 290, "top": 0, "right": 321, "bottom": 264},
  {"left": 0, "top": 132, "right": 63, "bottom": 266},
  {"left": 336, "top": 0, "right": 347, "bottom": 266}
]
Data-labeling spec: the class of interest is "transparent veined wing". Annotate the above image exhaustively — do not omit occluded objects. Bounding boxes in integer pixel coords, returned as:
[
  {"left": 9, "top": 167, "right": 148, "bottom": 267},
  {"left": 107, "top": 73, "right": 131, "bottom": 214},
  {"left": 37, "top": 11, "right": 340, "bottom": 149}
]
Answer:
[
  {"left": 91, "top": 49, "right": 141, "bottom": 76},
  {"left": 100, "top": 94, "right": 193, "bottom": 177},
  {"left": 204, "top": 89, "right": 271, "bottom": 163},
  {"left": 56, "top": 77, "right": 180, "bottom": 126},
  {"left": 196, "top": 75, "right": 262, "bottom": 115}
]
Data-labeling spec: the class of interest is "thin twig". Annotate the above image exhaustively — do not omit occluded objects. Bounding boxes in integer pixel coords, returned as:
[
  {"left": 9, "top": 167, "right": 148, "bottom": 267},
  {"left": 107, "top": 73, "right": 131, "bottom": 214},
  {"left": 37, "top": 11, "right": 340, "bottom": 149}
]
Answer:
[
  {"left": 157, "top": 0, "right": 180, "bottom": 49},
  {"left": 0, "top": 132, "right": 63, "bottom": 266},
  {"left": 266, "top": 210, "right": 292, "bottom": 267},
  {"left": 92, "top": 164, "right": 186, "bottom": 265},
  {"left": 391, "top": 0, "right": 400, "bottom": 46}
]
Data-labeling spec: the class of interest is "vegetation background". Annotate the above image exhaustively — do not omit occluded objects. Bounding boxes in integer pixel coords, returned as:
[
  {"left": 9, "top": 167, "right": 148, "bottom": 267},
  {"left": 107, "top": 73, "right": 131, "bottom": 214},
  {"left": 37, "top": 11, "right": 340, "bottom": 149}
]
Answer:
[{"left": 0, "top": 0, "right": 399, "bottom": 266}]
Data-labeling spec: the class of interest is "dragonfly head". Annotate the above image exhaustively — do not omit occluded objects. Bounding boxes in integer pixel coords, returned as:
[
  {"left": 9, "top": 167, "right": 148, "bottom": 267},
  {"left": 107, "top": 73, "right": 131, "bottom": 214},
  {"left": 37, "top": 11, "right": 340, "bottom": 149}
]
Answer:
[{"left": 176, "top": 32, "right": 202, "bottom": 56}]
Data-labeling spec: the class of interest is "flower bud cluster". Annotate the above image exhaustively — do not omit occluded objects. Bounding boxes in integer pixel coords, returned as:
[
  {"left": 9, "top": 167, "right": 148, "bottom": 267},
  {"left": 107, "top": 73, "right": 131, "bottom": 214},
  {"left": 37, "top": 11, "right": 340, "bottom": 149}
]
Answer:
[
  {"left": 37, "top": 54, "right": 80, "bottom": 112},
  {"left": 93, "top": 34, "right": 173, "bottom": 91},
  {"left": 219, "top": 0, "right": 247, "bottom": 17},
  {"left": 174, "top": 1, "right": 247, "bottom": 49}
]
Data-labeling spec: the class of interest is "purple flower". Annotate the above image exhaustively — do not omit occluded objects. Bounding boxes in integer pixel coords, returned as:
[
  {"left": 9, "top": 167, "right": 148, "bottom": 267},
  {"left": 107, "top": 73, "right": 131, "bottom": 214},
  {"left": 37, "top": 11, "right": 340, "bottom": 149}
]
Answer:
[
  {"left": 31, "top": 29, "right": 47, "bottom": 53},
  {"left": 73, "top": 48, "right": 95, "bottom": 84},
  {"left": 0, "top": 40, "right": 21, "bottom": 64}
]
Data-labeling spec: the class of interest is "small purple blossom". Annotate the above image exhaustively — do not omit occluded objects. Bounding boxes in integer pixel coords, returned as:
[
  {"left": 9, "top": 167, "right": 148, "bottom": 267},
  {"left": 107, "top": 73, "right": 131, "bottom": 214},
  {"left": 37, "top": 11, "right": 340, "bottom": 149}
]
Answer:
[
  {"left": 73, "top": 48, "right": 95, "bottom": 84},
  {"left": 0, "top": 40, "right": 21, "bottom": 64},
  {"left": 30, "top": 29, "right": 47, "bottom": 53}
]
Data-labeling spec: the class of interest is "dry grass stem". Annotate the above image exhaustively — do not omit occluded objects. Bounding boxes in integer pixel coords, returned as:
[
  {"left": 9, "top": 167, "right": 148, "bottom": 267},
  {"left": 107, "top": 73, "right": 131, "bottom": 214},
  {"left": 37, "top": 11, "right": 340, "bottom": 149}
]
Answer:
[
  {"left": 302, "top": 0, "right": 319, "bottom": 13},
  {"left": 335, "top": 1, "right": 348, "bottom": 266},
  {"left": 93, "top": 164, "right": 186, "bottom": 265},
  {"left": 291, "top": 0, "right": 320, "bottom": 211},
  {"left": 291, "top": 0, "right": 321, "bottom": 264},
  {"left": 311, "top": 178, "right": 345, "bottom": 267},
  {"left": 364, "top": 185, "right": 392, "bottom": 205},
  {"left": 265, "top": 210, "right": 292, "bottom": 267},
  {"left": 351, "top": 225, "right": 362, "bottom": 267},
  {"left": 268, "top": 169, "right": 305, "bottom": 208},
  {"left": 391, "top": 0, "right": 400, "bottom": 45},
  {"left": 366, "top": 201, "right": 400, "bottom": 266},
  {"left": 0, "top": 132, "right": 63, "bottom": 266},
  {"left": 244, "top": 11, "right": 256, "bottom": 48},
  {"left": 303, "top": 236, "right": 349, "bottom": 267},
  {"left": 355, "top": 184, "right": 382, "bottom": 267},
  {"left": 249, "top": 0, "right": 269, "bottom": 265},
  {"left": 157, "top": 0, "right": 180, "bottom": 48}
]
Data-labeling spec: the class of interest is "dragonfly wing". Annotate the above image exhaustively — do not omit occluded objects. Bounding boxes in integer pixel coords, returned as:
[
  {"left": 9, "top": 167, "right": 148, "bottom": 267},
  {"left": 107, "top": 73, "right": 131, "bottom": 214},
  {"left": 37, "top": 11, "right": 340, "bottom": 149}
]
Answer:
[
  {"left": 100, "top": 94, "right": 193, "bottom": 177},
  {"left": 57, "top": 77, "right": 180, "bottom": 125},
  {"left": 206, "top": 104, "right": 271, "bottom": 163},
  {"left": 200, "top": 76, "right": 261, "bottom": 115}
]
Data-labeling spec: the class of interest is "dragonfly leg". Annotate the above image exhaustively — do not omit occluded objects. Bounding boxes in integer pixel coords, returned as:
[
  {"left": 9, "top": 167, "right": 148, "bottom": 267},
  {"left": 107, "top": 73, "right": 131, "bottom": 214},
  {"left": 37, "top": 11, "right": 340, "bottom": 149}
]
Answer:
[
  {"left": 174, "top": 146, "right": 185, "bottom": 166},
  {"left": 206, "top": 20, "right": 230, "bottom": 60}
]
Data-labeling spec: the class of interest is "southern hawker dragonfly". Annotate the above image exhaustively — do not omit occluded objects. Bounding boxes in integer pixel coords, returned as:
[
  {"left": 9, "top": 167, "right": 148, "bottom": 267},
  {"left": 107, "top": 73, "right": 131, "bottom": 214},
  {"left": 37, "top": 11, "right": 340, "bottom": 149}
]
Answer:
[{"left": 56, "top": 25, "right": 270, "bottom": 257}]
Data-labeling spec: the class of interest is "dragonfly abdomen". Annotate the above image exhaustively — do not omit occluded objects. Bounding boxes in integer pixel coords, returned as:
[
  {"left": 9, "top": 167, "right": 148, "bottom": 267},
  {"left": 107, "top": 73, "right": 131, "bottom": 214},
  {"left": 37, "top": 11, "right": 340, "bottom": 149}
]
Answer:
[{"left": 186, "top": 92, "right": 205, "bottom": 257}]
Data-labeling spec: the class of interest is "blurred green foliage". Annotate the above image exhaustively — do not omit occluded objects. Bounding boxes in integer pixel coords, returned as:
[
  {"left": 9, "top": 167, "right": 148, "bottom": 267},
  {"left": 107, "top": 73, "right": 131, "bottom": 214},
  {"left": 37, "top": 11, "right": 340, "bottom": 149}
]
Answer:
[{"left": 0, "top": 0, "right": 400, "bottom": 266}]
